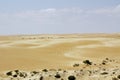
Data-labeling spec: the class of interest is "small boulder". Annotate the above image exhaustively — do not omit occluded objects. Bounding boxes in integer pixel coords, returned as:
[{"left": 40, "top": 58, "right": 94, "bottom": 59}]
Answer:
[
  {"left": 73, "top": 64, "right": 79, "bottom": 67},
  {"left": 6, "top": 71, "right": 12, "bottom": 76},
  {"left": 13, "top": 75, "right": 17, "bottom": 78},
  {"left": 68, "top": 75, "right": 76, "bottom": 80},
  {"left": 83, "top": 60, "right": 92, "bottom": 65},
  {"left": 42, "top": 69, "right": 48, "bottom": 72},
  {"left": 40, "top": 76, "right": 43, "bottom": 80},
  {"left": 55, "top": 74, "right": 61, "bottom": 78},
  {"left": 112, "top": 77, "right": 118, "bottom": 80},
  {"left": 101, "top": 72, "right": 108, "bottom": 75},
  {"left": 117, "top": 75, "right": 120, "bottom": 79}
]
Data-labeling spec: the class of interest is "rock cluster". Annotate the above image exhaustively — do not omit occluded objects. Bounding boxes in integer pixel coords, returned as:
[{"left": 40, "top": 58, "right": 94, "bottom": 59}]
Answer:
[{"left": 0, "top": 58, "right": 120, "bottom": 80}]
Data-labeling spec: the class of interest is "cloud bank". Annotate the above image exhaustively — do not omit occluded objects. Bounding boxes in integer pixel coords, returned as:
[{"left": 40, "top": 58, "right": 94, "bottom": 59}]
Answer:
[{"left": 0, "top": 5, "right": 120, "bottom": 34}]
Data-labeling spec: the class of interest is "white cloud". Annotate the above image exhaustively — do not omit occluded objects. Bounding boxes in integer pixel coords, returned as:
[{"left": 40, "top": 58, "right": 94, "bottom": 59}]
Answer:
[
  {"left": 12, "top": 8, "right": 83, "bottom": 17},
  {"left": 115, "top": 4, "right": 120, "bottom": 10},
  {"left": 40, "top": 8, "right": 56, "bottom": 13},
  {"left": 1, "top": 8, "right": 84, "bottom": 25},
  {"left": 0, "top": 5, "right": 120, "bottom": 34},
  {"left": 87, "top": 4, "right": 120, "bottom": 16}
]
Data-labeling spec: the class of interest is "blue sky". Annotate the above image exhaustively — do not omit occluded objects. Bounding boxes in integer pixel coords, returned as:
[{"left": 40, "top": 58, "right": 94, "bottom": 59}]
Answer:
[{"left": 0, "top": 0, "right": 120, "bottom": 35}]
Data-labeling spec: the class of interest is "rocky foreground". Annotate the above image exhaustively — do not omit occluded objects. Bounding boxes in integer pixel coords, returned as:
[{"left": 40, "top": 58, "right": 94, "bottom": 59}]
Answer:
[{"left": 0, "top": 58, "right": 120, "bottom": 80}]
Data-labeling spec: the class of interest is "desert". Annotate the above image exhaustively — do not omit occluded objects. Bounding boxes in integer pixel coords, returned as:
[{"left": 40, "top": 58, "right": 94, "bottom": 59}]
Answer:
[{"left": 0, "top": 34, "right": 120, "bottom": 80}]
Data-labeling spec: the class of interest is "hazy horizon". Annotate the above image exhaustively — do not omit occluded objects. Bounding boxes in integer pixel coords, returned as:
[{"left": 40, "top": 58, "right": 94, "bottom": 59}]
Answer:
[{"left": 0, "top": 0, "right": 120, "bottom": 35}]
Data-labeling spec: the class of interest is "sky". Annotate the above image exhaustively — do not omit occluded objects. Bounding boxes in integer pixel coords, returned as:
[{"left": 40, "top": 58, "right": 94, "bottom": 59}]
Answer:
[{"left": 0, "top": 0, "right": 120, "bottom": 35}]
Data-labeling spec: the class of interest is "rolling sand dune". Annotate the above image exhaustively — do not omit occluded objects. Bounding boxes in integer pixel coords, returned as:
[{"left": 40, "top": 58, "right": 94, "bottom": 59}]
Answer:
[{"left": 0, "top": 34, "right": 120, "bottom": 80}]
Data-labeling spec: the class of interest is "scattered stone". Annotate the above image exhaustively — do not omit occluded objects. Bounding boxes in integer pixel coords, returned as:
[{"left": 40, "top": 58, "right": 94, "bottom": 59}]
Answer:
[
  {"left": 1, "top": 58, "right": 120, "bottom": 80},
  {"left": 19, "top": 72, "right": 27, "bottom": 78},
  {"left": 68, "top": 75, "right": 76, "bottom": 80},
  {"left": 31, "top": 71, "right": 39, "bottom": 75},
  {"left": 112, "top": 77, "right": 118, "bottom": 80},
  {"left": 13, "top": 75, "right": 17, "bottom": 78},
  {"left": 101, "top": 72, "right": 109, "bottom": 75},
  {"left": 42, "top": 69, "right": 48, "bottom": 72},
  {"left": 73, "top": 64, "right": 79, "bottom": 67},
  {"left": 6, "top": 71, "right": 12, "bottom": 76},
  {"left": 58, "top": 69, "right": 62, "bottom": 71},
  {"left": 106, "top": 58, "right": 109, "bottom": 60},
  {"left": 55, "top": 74, "right": 61, "bottom": 78},
  {"left": 83, "top": 60, "right": 92, "bottom": 65},
  {"left": 40, "top": 76, "right": 43, "bottom": 80},
  {"left": 117, "top": 75, "right": 120, "bottom": 79},
  {"left": 102, "top": 60, "right": 107, "bottom": 65},
  {"left": 14, "top": 70, "right": 19, "bottom": 73}
]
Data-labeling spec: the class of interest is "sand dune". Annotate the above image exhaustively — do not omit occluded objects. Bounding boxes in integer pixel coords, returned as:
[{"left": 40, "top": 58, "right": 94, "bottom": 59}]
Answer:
[{"left": 0, "top": 34, "right": 120, "bottom": 72}]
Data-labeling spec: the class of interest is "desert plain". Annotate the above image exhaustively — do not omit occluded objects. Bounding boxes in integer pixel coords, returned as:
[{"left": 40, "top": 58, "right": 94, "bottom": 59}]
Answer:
[{"left": 0, "top": 34, "right": 120, "bottom": 80}]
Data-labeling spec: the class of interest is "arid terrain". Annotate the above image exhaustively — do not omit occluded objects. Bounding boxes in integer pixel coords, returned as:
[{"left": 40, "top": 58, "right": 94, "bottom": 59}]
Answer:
[{"left": 0, "top": 34, "right": 120, "bottom": 80}]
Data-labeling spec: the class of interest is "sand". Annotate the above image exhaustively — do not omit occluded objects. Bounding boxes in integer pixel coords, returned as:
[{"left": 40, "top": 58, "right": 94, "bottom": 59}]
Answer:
[{"left": 0, "top": 34, "right": 120, "bottom": 80}]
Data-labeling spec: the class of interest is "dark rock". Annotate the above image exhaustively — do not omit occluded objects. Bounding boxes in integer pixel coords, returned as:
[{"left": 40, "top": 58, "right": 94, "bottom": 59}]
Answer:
[
  {"left": 13, "top": 75, "right": 17, "bottom": 77},
  {"left": 113, "top": 72, "right": 115, "bottom": 74},
  {"left": 19, "top": 72, "right": 27, "bottom": 78},
  {"left": 19, "top": 72, "right": 24, "bottom": 77},
  {"left": 117, "top": 75, "right": 120, "bottom": 79},
  {"left": 106, "top": 58, "right": 109, "bottom": 60},
  {"left": 40, "top": 76, "right": 43, "bottom": 80},
  {"left": 68, "top": 75, "right": 76, "bottom": 80},
  {"left": 61, "top": 78, "right": 64, "bottom": 80},
  {"left": 14, "top": 70, "right": 19, "bottom": 73},
  {"left": 102, "top": 60, "right": 107, "bottom": 65},
  {"left": 101, "top": 72, "right": 108, "bottom": 75},
  {"left": 58, "top": 69, "right": 62, "bottom": 71},
  {"left": 102, "top": 62, "right": 106, "bottom": 65},
  {"left": 42, "top": 69, "right": 48, "bottom": 72},
  {"left": 6, "top": 71, "right": 12, "bottom": 76},
  {"left": 63, "top": 70, "right": 67, "bottom": 73},
  {"left": 83, "top": 60, "right": 92, "bottom": 65},
  {"left": 112, "top": 77, "right": 118, "bottom": 80},
  {"left": 31, "top": 71, "right": 39, "bottom": 74},
  {"left": 73, "top": 64, "right": 79, "bottom": 67},
  {"left": 55, "top": 74, "right": 61, "bottom": 78}
]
